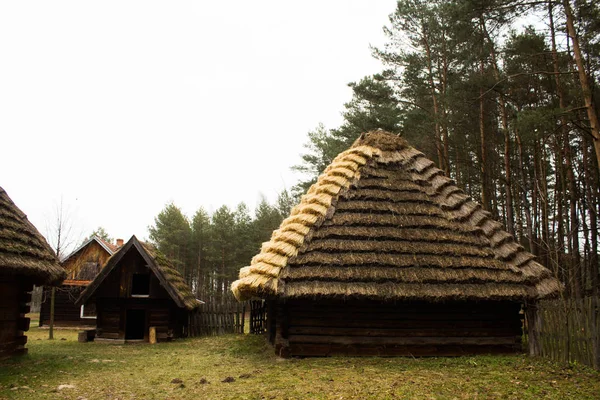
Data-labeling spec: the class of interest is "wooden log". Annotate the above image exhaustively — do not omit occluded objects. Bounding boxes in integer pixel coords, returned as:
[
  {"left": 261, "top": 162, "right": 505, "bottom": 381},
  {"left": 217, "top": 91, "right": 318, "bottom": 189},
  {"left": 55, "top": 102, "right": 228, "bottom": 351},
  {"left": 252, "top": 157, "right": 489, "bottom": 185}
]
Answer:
[
  {"left": 288, "top": 334, "right": 520, "bottom": 346},
  {"left": 149, "top": 327, "right": 157, "bottom": 344},
  {"left": 288, "top": 326, "right": 521, "bottom": 337},
  {"left": 78, "top": 331, "right": 89, "bottom": 343},
  {"left": 288, "top": 343, "right": 521, "bottom": 357},
  {"left": 17, "top": 317, "right": 30, "bottom": 332}
]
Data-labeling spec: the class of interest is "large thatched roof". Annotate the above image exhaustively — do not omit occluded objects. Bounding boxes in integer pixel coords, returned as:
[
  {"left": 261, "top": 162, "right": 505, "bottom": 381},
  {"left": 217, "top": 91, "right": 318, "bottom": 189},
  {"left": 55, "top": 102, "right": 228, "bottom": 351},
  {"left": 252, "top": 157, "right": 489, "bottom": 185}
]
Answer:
[
  {"left": 77, "top": 235, "right": 200, "bottom": 310},
  {"left": 0, "top": 186, "right": 65, "bottom": 285},
  {"left": 232, "top": 131, "right": 561, "bottom": 302}
]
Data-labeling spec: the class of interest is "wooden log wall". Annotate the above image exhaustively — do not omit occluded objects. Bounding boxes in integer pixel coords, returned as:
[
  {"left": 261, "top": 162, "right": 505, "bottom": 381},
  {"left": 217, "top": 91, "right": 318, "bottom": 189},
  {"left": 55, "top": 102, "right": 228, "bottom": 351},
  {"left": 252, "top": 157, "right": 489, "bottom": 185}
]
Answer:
[
  {"left": 39, "top": 286, "right": 93, "bottom": 326},
  {"left": 529, "top": 296, "right": 600, "bottom": 370},
  {"left": 276, "top": 300, "right": 523, "bottom": 357},
  {"left": 0, "top": 277, "right": 32, "bottom": 357},
  {"left": 95, "top": 298, "right": 185, "bottom": 341}
]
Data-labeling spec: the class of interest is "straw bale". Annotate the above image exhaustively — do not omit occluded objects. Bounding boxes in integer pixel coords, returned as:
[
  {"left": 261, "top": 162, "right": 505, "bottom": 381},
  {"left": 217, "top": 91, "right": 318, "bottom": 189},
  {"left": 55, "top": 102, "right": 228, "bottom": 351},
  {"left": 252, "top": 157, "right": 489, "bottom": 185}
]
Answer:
[
  {"left": 270, "top": 230, "right": 305, "bottom": 247},
  {"left": 323, "top": 213, "right": 480, "bottom": 233},
  {"left": 231, "top": 274, "right": 276, "bottom": 301},
  {"left": 325, "top": 160, "right": 361, "bottom": 172},
  {"left": 434, "top": 184, "right": 463, "bottom": 200},
  {"left": 283, "top": 281, "right": 532, "bottom": 301},
  {"left": 302, "top": 239, "right": 494, "bottom": 258},
  {"left": 360, "top": 166, "right": 395, "bottom": 179},
  {"left": 489, "top": 231, "right": 514, "bottom": 248},
  {"left": 534, "top": 278, "right": 562, "bottom": 298},
  {"left": 317, "top": 174, "right": 349, "bottom": 188},
  {"left": 419, "top": 166, "right": 445, "bottom": 182},
  {"left": 239, "top": 266, "right": 251, "bottom": 278},
  {"left": 295, "top": 202, "right": 329, "bottom": 217},
  {"left": 353, "top": 177, "right": 423, "bottom": 192},
  {"left": 281, "top": 265, "right": 528, "bottom": 284},
  {"left": 439, "top": 193, "right": 471, "bottom": 211},
  {"left": 300, "top": 192, "right": 334, "bottom": 208},
  {"left": 340, "top": 153, "right": 369, "bottom": 167},
  {"left": 251, "top": 252, "right": 288, "bottom": 268},
  {"left": 466, "top": 208, "right": 491, "bottom": 227},
  {"left": 447, "top": 201, "right": 481, "bottom": 222},
  {"left": 289, "top": 252, "right": 510, "bottom": 270},
  {"left": 278, "top": 223, "right": 312, "bottom": 236},
  {"left": 377, "top": 147, "right": 423, "bottom": 164},
  {"left": 283, "top": 213, "right": 319, "bottom": 226},
  {"left": 335, "top": 200, "right": 446, "bottom": 217},
  {"left": 341, "top": 189, "right": 432, "bottom": 203},
  {"left": 511, "top": 252, "right": 537, "bottom": 268},
  {"left": 312, "top": 226, "right": 489, "bottom": 246},
  {"left": 494, "top": 242, "right": 524, "bottom": 261},
  {"left": 260, "top": 240, "right": 299, "bottom": 258},
  {"left": 352, "top": 131, "right": 409, "bottom": 151},
  {"left": 429, "top": 175, "right": 454, "bottom": 194},
  {"left": 519, "top": 260, "right": 551, "bottom": 279},
  {"left": 307, "top": 183, "right": 343, "bottom": 197},
  {"left": 249, "top": 262, "right": 281, "bottom": 278},
  {"left": 479, "top": 219, "right": 503, "bottom": 236},
  {"left": 328, "top": 166, "right": 358, "bottom": 180},
  {"left": 408, "top": 157, "right": 436, "bottom": 174}
]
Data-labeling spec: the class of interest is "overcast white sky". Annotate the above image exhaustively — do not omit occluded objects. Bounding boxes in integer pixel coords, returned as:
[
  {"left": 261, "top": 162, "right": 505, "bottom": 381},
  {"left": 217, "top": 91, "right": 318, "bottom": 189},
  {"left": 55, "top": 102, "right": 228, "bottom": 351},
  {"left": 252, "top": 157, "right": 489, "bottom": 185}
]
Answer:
[{"left": 0, "top": 1, "right": 396, "bottom": 251}]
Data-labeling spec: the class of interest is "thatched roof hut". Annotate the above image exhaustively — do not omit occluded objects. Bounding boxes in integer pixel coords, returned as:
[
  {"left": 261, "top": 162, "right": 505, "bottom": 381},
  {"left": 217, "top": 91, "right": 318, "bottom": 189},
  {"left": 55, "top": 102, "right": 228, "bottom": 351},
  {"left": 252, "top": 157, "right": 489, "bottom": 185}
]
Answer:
[
  {"left": 232, "top": 131, "right": 560, "bottom": 357},
  {"left": 0, "top": 186, "right": 65, "bottom": 356},
  {"left": 40, "top": 235, "right": 119, "bottom": 327},
  {"left": 77, "top": 235, "right": 200, "bottom": 342},
  {"left": 0, "top": 187, "right": 65, "bottom": 286}
]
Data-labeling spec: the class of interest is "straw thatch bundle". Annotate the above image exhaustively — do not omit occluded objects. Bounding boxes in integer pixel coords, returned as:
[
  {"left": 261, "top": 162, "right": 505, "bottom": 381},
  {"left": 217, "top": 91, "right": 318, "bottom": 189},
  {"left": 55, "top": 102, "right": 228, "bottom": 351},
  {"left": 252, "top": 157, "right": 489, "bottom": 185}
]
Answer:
[
  {"left": 0, "top": 187, "right": 65, "bottom": 285},
  {"left": 231, "top": 131, "right": 561, "bottom": 302}
]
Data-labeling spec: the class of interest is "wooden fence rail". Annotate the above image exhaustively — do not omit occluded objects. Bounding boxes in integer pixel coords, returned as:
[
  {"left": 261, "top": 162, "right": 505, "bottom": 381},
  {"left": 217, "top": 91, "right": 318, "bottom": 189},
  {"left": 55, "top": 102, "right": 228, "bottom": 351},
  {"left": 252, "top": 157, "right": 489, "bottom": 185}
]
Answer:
[
  {"left": 188, "top": 297, "right": 246, "bottom": 337},
  {"left": 529, "top": 296, "right": 599, "bottom": 369}
]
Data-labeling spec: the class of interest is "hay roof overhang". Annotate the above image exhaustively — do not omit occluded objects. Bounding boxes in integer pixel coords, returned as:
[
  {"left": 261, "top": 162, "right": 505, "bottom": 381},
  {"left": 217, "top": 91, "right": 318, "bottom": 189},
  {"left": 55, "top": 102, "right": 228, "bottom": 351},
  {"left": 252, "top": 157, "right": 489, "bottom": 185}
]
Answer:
[
  {"left": 76, "top": 235, "right": 200, "bottom": 310},
  {"left": 231, "top": 131, "right": 561, "bottom": 302},
  {"left": 0, "top": 187, "right": 65, "bottom": 286}
]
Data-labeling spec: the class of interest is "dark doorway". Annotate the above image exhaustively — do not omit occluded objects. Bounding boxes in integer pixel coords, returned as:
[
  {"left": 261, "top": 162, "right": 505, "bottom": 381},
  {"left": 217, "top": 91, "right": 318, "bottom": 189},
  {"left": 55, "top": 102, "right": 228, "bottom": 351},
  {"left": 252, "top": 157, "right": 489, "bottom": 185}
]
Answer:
[{"left": 126, "top": 309, "right": 146, "bottom": 340}]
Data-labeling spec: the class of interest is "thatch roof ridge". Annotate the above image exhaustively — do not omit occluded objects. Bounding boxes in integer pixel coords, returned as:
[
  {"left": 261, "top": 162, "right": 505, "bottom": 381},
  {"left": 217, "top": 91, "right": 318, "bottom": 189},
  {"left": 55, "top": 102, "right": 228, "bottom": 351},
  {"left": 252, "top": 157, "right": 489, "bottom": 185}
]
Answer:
[
  {"left": 77, "top": 235, "right": 200, "bottom": 310},
  {"left": 231, "top": 131, "right": 561, "bottom": 301},
  {"left": 0, "top": 186, "right": 65, "bottom": 285}
]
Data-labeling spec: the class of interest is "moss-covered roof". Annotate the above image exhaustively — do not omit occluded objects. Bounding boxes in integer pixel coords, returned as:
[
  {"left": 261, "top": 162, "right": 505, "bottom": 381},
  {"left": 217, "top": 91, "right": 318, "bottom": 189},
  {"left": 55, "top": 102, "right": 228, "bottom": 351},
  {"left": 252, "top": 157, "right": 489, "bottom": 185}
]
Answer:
[
  {"left": 77, "top": 235, "right": 200, "bottom": 310},
  {"left": 231, "top": 131, "right": 561, "bottom": 302},
  {"left": 0, "top": 186, "right": 65, "bottom": 285}
]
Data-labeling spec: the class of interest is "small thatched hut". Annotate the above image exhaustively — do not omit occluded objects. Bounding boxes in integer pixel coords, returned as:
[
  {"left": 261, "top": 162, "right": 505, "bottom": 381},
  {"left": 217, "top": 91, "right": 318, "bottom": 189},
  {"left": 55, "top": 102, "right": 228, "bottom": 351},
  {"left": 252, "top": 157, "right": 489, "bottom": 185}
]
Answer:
[
  {"left": 0, "top": 187, "right": 65, "bottom": 357},
  {"left": 232, "top": 131, "right": 560, "bottom": 357},
  {"left": 77, "top": 235, "right": 200, "bottom": 342},
  {"left": 40, "top": 235, "right": 119, "bottom": 327}
]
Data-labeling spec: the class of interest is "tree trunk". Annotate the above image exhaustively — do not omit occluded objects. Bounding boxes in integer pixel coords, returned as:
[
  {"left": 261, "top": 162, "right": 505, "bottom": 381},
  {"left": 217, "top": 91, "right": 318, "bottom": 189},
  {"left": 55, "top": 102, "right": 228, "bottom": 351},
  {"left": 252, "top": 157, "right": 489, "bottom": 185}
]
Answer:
[
  {"left": 482, "top": 22, "right": 513, "bottom": 233},
  {"left": 49, "top": 287, "right": 55, "bottom": 340},
  {"left": 563, "top": 0, "right": 600, "bottom": 175},
  {"left": 423, "top": 28, "right": 444, "bottom": 170}
]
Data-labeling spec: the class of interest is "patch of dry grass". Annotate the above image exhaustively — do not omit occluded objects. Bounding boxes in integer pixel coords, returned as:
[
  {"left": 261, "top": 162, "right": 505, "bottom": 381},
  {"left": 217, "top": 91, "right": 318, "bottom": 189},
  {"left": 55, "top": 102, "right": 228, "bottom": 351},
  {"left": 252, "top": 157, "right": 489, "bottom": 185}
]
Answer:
[{"left": 1, "top": 326, "right": 598, "bottom": 400}]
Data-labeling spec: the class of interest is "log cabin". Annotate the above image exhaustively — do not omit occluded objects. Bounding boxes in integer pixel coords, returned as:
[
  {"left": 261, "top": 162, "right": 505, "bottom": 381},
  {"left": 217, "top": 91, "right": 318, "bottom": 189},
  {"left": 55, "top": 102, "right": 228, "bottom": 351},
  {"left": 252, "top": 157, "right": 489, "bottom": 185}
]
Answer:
[
  {"left": 39, "top": 235, "right": 119, "bottom": 327},
  {"left": 0, "top": 187, "right": 65, "bottom": 357},
  {"left": 77, "top": 235, "right": 200, "bottom": 342},
  {"left": 232, "top": 131, "right": 561, "bottom": 357}
]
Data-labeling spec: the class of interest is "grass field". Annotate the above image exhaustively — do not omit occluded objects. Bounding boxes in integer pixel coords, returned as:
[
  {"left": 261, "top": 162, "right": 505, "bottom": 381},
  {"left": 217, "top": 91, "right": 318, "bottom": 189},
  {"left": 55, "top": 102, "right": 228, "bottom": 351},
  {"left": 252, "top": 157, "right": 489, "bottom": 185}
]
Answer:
[{"left": 0, "top": 324, "right": 598, "bottom": 400}]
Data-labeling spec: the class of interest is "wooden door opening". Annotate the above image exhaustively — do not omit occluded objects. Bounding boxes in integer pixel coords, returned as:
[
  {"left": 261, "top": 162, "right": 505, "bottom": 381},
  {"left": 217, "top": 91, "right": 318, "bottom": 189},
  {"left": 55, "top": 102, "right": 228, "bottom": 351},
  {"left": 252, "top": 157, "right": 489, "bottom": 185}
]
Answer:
[{"left": 125, "top": 309, "right": 146, "bottom": 340}]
